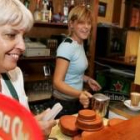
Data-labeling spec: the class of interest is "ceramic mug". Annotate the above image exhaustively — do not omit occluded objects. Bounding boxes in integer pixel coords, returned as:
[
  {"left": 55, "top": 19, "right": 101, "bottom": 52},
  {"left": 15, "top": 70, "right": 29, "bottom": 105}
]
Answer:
[{"left": 130, "top": 92, "right": 140, "bottom": 106}]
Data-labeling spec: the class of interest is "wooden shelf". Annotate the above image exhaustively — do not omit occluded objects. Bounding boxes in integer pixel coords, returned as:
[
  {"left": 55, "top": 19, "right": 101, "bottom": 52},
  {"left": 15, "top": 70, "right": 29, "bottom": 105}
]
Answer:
[
  {"left": 28, "top": 92, "right": 52, "bottom": 102},
  {"left": 18, "top": 0, "right": 100, "bottom": 102},
  {"left": 26, "top": 21, "right": 68, "bottom": 39},
  {"left": 96, "top": 56, "right": 136, "bottom": 66},
  {"left": 19, "top": 56, "right": 56, "bottom": 61},
  {"left": 126, "top": 27, "right": 140, "bottom": 31},
  {"left": 24, "top": 74, "right": 52, "bottom": 82},
  {"left": 34, "top": 22, "right": 68, "bottom": 28},
  {"left": 18, "top": 56, "right": 55, "bottom": 83}
]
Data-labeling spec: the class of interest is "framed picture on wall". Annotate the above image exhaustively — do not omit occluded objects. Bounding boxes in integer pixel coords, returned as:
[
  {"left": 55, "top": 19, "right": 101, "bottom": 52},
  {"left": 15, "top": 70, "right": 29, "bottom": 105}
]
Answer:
[{"left": 98, "top": 2, "right": 107, "bottom": 17}]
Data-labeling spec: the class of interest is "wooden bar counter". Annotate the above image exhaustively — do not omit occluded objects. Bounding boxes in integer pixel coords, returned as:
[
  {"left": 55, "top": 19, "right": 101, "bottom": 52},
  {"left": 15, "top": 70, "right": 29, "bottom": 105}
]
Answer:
[
  {"left": 49, "top": 101, "right": 140, "bottom": 140},
  {"left": 49, "top": 117, "right": 108, "bottom": 140}
]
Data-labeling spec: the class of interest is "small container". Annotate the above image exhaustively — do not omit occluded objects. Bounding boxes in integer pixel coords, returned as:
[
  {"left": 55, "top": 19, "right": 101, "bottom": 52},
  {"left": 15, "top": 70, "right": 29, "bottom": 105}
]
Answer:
[
  {"left": 130, "top": 92, "right": 140, "bottom": 106},
  {"left": 33, "top": 3, "right": 41, "bottom": 21},
  {"left": 41, "top": 1, "right": 49, "bottom": 22},
  {"left": 91, "top": 93, "right": 110, "bottom": 117}
]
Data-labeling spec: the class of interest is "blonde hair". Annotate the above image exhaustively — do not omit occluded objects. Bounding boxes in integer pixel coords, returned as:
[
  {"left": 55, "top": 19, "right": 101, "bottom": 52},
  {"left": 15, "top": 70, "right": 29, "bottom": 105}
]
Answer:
[
  {"left": 0, "top": 0, "right": 34, "bottom": 32},
  {"left": 68, "top": 5, "right": 93, "bottom": 35}
]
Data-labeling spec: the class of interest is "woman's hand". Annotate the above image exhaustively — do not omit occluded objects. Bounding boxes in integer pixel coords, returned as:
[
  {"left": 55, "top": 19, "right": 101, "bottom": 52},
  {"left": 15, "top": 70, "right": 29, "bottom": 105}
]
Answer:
[
  {"left": 79, "top": 91, "right": 92, "bottom": 108},
  {"left": 87, "top": 78, "right": 102, "bottom": 91},
  {"left": 35, "top": 109, "right": 57, "bottom": 138}
]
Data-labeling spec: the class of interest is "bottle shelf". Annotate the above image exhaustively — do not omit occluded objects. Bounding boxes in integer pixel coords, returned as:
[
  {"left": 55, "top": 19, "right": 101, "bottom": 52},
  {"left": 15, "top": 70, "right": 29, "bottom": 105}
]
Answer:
[
  {"left": 28, "top": 92, "right": 52, "bottom": 102},
  {"left": 34, "top": 21, "right": 68, "bottom": 28},
  {"left": 96, "top": 56, "right": 136, "bottom": 67},
  {"left": 24, "top": 74, "right": 52, "bottom": 82},
  {"left": 19, "top": 56, "right": 56, "bottom": 61},
  {"left": 125, "top": 27, "right": 140, "bottom": 31}
]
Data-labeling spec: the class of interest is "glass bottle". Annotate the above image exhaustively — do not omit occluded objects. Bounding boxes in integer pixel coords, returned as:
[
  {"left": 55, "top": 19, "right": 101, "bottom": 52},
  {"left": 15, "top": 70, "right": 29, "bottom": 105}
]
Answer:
[
  {"left": 86, "top": 0, "right": 90, "bottom": 9},
  {"left": 48, "top": 0, "right": 54, "bottom": 14},
  {"left": 41, "top": 0, "right": 49, "bottom": 22},
  {"left": 48, "top": 8, "right": 52, "bottom": 22},
  {"left": 63, "top": 0, "right": 69, "bottom": 23},
  {"left": 48, "top": 0, "right": 54, "bottom": 22},
  {"left": 33, "top": 0, "right": 41, "bottom": 21},
  {"left": 69, "top": 0, "right": 75, "bottom": 13}
]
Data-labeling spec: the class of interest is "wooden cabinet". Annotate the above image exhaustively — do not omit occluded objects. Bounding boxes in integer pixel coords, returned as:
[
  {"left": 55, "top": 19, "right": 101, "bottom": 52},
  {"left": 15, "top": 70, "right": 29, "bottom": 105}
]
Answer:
[
  {"left": 18, "top": 0, "right": 99, "bottom": 102},
  {"left": 18, "top": 56, "right": 56, "bottom": 102},
  {"left": 18, "top": 56, "right": 55, "bottom": 82},
  {"left": 94, "top": 0, "right": 140, "bottom": 97},
  {"left": 18, "top": 23, "right": 68, "bottom": 102},
  {"left": 95, "top": 0, "right": 140, "bottom": 66},
  {"left": 25, "top": 0, "right": 99, "bottom": 78}
]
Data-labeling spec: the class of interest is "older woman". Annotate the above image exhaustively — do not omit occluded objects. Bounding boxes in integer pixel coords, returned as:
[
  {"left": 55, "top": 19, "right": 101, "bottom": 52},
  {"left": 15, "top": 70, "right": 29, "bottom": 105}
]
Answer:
[{"left": 0, "top": 0, "right": 56, "bottom": 138}]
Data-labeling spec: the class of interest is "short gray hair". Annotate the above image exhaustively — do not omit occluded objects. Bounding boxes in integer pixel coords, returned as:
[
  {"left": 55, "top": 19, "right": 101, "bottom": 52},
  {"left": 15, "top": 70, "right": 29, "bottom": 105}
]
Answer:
[{"left": 0, "top": 0, "right": 34, "bottom": 32}]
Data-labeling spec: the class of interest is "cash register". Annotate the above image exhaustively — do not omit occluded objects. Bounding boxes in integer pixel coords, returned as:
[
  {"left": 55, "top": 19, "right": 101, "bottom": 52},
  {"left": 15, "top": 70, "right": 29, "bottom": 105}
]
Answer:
[{"left": 24, "top": 39, "right": 50, "bottom": 57}]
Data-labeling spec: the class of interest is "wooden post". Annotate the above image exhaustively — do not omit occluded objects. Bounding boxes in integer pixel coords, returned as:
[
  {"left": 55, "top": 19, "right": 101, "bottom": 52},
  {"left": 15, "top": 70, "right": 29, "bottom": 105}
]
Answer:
[{"left": 88, "top": 0, "right": 99, "bottom": 78}]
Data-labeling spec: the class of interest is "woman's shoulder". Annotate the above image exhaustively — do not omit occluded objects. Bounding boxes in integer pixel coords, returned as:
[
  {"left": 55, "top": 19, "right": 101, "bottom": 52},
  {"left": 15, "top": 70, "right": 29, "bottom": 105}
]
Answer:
[
  {"left": 63, "top": 37, "right": 73, "bottom": 43},
  {"left": 59, "top": 37, "right": 77, "bottom": 49},
  {"left": 62, "top": 37, "right": 81, "bottom": 47}
]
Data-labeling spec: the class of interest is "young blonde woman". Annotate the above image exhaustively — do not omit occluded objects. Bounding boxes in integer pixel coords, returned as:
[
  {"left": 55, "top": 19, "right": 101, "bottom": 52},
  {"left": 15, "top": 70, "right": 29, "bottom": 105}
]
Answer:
[
  {"left": 52, "top": 5, "right": 101, "bottom": 118},
  {"left": 0, "top": 0, "right": 56, "bottom": 138}
]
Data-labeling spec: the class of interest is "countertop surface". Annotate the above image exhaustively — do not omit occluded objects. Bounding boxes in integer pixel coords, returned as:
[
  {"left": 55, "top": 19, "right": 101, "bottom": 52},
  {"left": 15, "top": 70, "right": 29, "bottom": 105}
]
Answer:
[
  {"left": 49, "top": 100, "right": 140, "bottom": 139},
  {"left": 109, "top": 100, "right": 140, "bottom": 119},
  {"left": 49, "top": 118, "right": 108, "bottom": 140},
  {"left": 49, "top": 101, "right": 140, "bottom": 139}
]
